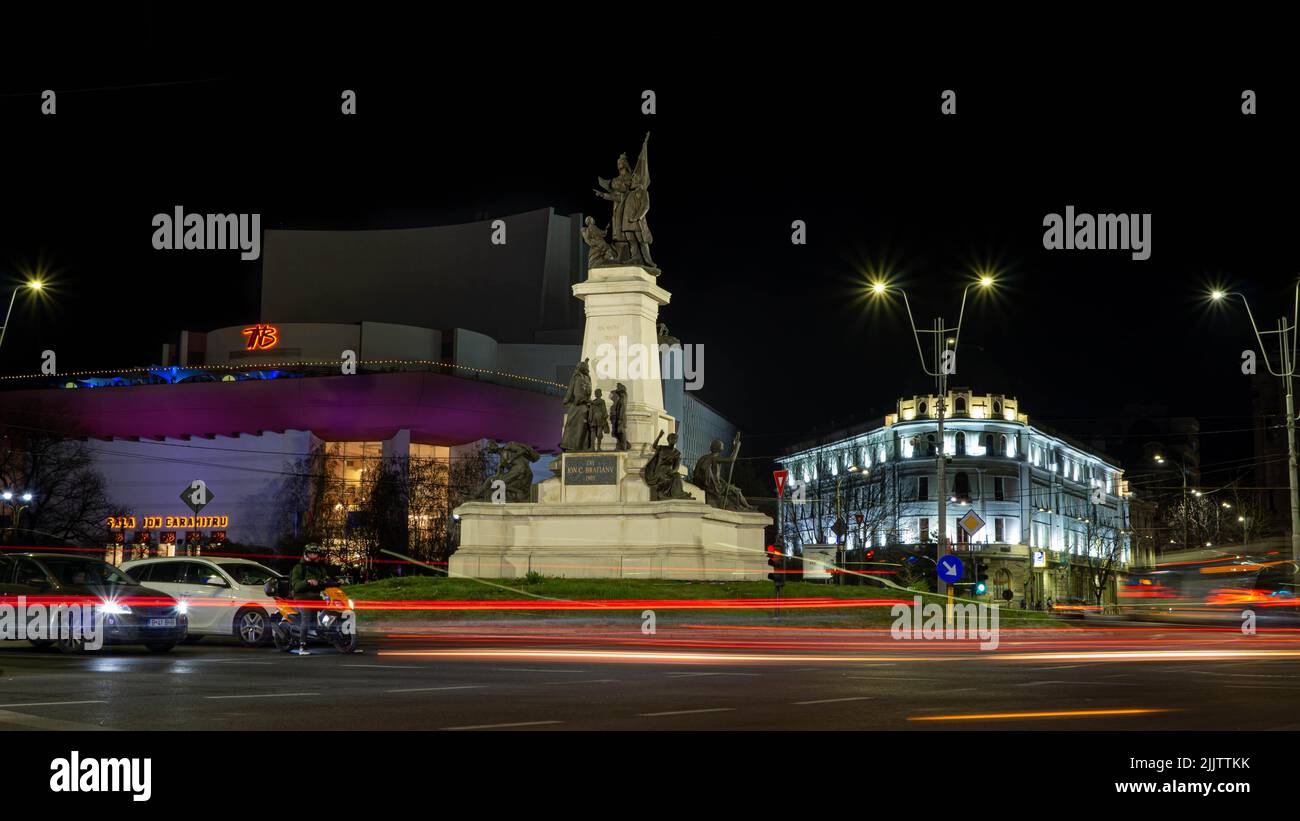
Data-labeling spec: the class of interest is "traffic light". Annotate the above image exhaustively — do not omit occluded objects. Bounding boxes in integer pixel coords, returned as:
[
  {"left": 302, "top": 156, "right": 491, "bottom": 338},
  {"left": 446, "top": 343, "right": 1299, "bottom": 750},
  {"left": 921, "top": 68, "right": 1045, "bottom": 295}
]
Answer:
[
  {"left": 975, "top": 568, "right": 989, "bottom": 595},
  {"left": 767, "top": 544, "right": 785, "bottom": 588}
]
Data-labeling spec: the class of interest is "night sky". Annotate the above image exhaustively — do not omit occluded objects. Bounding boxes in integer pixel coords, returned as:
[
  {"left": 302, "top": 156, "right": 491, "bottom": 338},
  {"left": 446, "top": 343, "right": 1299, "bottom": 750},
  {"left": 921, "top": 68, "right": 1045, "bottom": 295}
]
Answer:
[{"left": 1, "top": 17, "right": 1294, "bottom": 473}]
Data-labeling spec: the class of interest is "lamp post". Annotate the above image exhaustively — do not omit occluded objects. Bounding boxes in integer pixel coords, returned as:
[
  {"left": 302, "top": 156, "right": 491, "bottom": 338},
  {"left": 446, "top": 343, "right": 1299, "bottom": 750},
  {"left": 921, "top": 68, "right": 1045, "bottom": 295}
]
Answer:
[
  {"left": 0, "top": 279, "right": 45, "bottom": 356},
  {"left": 1153, "top": 452, "right": 1193, "bottom": 553},
  {"left": 1209, "top": 285, "right": 1300, "bottom": 561},
  {"left": 1, "top": 490, "right": 35, "bottom": 543},
  {"left": 869, "top": 275, "right": 994, "bottom": 596}
]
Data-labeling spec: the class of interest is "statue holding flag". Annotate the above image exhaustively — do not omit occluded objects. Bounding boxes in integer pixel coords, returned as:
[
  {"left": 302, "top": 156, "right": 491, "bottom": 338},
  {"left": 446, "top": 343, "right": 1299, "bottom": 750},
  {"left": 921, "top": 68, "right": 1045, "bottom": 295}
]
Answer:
[{"left": 593, "top": 132, "right": 656, "bottom": 271}]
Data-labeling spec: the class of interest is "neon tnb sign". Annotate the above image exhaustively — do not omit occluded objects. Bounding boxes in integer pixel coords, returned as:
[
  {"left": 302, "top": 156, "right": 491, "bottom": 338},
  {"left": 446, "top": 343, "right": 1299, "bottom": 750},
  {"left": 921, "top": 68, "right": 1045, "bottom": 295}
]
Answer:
[{"left": 242, "top": 324, "right": 279, "bottom": 351}]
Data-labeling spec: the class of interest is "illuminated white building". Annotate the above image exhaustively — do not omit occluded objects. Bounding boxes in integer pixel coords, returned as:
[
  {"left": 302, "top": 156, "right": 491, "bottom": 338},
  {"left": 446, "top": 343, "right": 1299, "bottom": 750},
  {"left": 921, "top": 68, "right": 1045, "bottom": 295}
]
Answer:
[{"left": 776, "top": 390, "right": 1135, "bottom": 606}]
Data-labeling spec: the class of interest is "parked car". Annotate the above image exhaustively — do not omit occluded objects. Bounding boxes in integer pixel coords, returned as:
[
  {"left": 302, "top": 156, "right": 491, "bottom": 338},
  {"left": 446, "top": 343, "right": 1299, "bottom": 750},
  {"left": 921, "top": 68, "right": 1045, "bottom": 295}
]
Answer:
[
  {"left": 121, "top": 557, "right": 283, "bottom": 646},
  {"left": 0, "top": 552, "right": 188, "bottom": 652}
]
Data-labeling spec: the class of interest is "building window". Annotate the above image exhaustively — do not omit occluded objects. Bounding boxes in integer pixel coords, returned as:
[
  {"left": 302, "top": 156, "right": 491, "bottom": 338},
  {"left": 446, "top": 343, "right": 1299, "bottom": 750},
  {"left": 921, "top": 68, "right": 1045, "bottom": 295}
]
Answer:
[
  {"left": 993, "top": 400, "right": 1002, "bottom": 417},
  {"left": 955, "top": 396, "right": 966, "bottom": 414},
  {"left": 919, "top": 518, "right": 930, "bottom": 543},
  {"left": 953, "top": 471, "right": 971, "bottom": 499},
  {"left": 925, "top": 434, "right": 936, "bottom": 456},
  {"left": 995, "top": 517, "right": 1005, "bottom": 542},
  {"left": 984, "top": 433, "right": 994, "bottom": 452},
  {"left": 994, "top": 476, "right": 1005, "bottom": 501},
  {"left": 998, "top": 434, "right": 1007, "bottom": 456},
  {"left": 917, "top": 476, "right": 929, "bottom": 501},
  {"left": 955, "top": 431, "right": 966, "bottom": 455},
  {"left": 918, "top": 400, "right": 928, "bottom": 416}
]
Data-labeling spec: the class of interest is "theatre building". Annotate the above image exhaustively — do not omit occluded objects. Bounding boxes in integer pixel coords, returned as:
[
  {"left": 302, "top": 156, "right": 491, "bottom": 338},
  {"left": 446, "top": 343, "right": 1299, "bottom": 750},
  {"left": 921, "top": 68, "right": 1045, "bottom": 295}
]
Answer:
[
  {"left": 0, "top": 208, "right": 736, "bottom": 568},
  {"left": 776, "top": 391, "right": 1137, "bottom": 607}
]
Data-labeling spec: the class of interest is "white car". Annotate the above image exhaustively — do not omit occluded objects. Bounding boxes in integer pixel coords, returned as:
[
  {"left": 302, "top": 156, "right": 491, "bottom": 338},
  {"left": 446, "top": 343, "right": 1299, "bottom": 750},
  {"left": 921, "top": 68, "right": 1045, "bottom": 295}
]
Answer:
[{"left": 121, "top": 557, "right": 283, "bottom": 646}]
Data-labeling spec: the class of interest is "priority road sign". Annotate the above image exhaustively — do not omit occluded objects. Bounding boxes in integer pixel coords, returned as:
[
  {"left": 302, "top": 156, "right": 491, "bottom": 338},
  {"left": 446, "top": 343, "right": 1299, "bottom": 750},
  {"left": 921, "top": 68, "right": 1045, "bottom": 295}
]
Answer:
[
  {"left": 937, "top": 554, "right": 964, "bottom": 585},
  {"left": 958, "top": 509, "right": 985, "bottom": 537}
]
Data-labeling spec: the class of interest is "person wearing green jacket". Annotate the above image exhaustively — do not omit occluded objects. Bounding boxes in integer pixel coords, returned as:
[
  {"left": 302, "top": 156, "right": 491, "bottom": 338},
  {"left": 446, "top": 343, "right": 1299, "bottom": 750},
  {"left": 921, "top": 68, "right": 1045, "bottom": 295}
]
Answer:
[{"left": 288, "top": 544, "right": 331, "bottom": 654}]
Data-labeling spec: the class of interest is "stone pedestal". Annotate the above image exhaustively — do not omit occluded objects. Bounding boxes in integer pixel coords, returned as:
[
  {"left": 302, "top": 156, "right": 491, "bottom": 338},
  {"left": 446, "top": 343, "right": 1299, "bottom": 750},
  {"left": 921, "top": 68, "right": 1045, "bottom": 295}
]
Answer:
[
  {"left": 449, "top": 265, "right": 773, "bottom": 581},
  {"left": 449, "top": 499, "right": 770, "bottom": 581},
  {"left": 572, "top": 266, "right": 675, "bottom": 451}
]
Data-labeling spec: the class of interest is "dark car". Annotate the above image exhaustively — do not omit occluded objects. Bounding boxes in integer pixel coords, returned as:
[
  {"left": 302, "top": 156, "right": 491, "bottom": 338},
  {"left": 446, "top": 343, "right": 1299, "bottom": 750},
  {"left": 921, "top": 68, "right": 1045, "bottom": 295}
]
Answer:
[{"left": 0, "top": 552, "right": 188, "bottom": 652}]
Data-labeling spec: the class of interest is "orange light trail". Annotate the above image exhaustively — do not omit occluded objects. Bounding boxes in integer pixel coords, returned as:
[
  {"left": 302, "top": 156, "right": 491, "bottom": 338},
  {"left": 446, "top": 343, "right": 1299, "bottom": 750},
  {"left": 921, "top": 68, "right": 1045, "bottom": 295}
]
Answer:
[{"left": 908, "top": 708, "right": 1172, "bottom": 722}]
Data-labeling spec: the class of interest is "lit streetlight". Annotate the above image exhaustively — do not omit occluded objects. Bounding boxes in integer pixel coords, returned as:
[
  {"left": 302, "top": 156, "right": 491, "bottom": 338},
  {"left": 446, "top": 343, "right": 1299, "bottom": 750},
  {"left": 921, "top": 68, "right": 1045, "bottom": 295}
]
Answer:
[
  {"left": 0, "top": 279, "right": 45, "bottom": 356},
  {"left": 1208, "top": 283, "right": 1300, "bottom": 561},
  {"left": 868, "top": 274, "right": 995, "bottom": 596}
]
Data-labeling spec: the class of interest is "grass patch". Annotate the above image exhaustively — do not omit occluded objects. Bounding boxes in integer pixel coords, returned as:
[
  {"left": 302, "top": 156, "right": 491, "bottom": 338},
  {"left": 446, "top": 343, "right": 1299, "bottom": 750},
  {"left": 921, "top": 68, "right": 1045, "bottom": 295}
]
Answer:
[{"left": 343, "top": 575, "right": 1067, "bottom": 629}]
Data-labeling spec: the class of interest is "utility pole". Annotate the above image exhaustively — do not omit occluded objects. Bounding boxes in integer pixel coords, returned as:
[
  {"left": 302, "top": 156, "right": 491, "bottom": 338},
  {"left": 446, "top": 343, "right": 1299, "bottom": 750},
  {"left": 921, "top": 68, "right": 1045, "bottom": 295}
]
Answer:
[
  {"left": 1210, "top": 286, "right": 1300, "bottom": 562},
  {"left": 1281, "top": 316, "right": 1300, "bottom": 562},
  {"left": 935, "top": 317, "right": 948, "bottom": 597}
]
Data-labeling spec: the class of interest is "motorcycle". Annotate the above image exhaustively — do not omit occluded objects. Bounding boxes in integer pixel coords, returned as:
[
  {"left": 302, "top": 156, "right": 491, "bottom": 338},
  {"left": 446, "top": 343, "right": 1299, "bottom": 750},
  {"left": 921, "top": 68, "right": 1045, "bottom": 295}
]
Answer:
[{"left": 265, "top": 577, "right": 359, "bottom": 654}]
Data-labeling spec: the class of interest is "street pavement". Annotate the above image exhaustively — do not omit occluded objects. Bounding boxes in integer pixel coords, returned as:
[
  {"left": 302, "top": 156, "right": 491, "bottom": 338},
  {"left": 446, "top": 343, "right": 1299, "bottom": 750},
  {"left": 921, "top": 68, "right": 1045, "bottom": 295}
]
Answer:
[{"left": 2, "top": 621, "right": 1300, "bottom": 730}]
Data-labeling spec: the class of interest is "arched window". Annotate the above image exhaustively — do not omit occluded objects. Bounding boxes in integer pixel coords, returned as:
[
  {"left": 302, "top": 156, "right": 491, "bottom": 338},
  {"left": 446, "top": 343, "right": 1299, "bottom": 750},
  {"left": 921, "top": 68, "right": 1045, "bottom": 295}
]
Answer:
[
  {"left": 998, "top": 434, "right": 1008, "bottom": 456},
  {"left": 984, "top": 433, "right": 994, "bottom": 452},
  {"left": 955, "top": 431, "right": 966, "bottom": 455},
  {"left": 955, "top": 396, "right": 966, "bottom": 414},
  {"left": 926, "top": 433, "right": 937, "bottom": 456},
  {"left": 993, "top": 400, "right": 1002, "bottom": 417},
  {"left": 953, "top": 471, "right": 971, "bottom": 499}
]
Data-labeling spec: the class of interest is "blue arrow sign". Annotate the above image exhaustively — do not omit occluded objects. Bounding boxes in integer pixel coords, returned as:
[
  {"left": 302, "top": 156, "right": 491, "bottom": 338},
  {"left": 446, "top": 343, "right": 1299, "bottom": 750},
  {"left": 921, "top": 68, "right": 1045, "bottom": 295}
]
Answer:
[{"left": 937, "top": 554, "right": 964, "bottom": 584}]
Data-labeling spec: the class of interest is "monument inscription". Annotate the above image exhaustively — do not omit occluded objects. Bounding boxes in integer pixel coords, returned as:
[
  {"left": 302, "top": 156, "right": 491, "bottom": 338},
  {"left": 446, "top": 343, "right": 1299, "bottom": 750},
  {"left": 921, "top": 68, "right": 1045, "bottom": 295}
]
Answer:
[{"left": 564, "top": 454, "right": 619, "bottom": 485}]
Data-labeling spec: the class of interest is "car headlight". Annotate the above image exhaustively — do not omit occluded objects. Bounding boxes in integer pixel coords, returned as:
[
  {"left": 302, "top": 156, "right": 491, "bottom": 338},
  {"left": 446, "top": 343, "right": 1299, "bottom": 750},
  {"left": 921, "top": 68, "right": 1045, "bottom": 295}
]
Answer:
[
  {"left": 100, "top": 601, "right": 132, "bottom": 615},
  {"left": 347, "top": 599, "right": 355, "bottom": 610},
  {"left": 175, "top": 600, "right": 189, "bottom": 616}
]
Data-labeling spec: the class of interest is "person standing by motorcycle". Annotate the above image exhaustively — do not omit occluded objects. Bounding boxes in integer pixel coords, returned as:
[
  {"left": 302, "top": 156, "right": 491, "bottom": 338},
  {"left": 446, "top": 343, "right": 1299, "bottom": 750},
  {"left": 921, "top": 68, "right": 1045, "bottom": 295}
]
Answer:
[{"left": 289, "top": 544, "right": 331, "bottom": 655}]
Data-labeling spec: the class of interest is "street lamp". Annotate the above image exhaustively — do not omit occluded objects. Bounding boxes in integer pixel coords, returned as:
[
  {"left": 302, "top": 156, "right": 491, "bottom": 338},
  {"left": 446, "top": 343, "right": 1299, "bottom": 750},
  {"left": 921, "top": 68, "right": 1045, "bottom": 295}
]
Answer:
[
  {"left": 869, "top": 274, "right": 994, "bottom": 595},
  {"left": 0, "top": 279, "right": 45, "bottom": 355},
  {"left": 1209, "top": 283, "right": 1300, "bottom": 561},
  {"left": 1, "top": 490, "right": 35, "bottom": 543}
]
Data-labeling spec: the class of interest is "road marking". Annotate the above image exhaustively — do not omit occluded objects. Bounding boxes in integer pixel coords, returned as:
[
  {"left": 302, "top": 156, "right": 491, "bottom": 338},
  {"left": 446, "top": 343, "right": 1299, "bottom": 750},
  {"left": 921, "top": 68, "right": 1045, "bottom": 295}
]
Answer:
[
  {"left": 0, "top": 700, "right": 107, "bottom": 709},
  {"left": 341, "top": 664, "right": 416, "bottom": 670},
  {"left": 443, "top": 720, "right": 563, "bottom": 730},
  {"left": 535, "top": 678, "right": 619, "bottom": 685},
  {"left": 792, "top": 696, "right": 873, "bottom": 705},
  {"left": 664, "top": 671, "right": 760, "bottom": 678},
  {"left": 387, "top": 685, "right": 486, "bottom": 693},
  {"left": 638, "top": 708, "right": 736, "bottom": 717},
  {"left": 206, "top": 692, "right": 321, "bottom": 700},
  {"left": 493, "top": 668, "right": 589, "bottom": 674},
  {"left": 0, "top": 708, "right": 108, "bottom": 731}
]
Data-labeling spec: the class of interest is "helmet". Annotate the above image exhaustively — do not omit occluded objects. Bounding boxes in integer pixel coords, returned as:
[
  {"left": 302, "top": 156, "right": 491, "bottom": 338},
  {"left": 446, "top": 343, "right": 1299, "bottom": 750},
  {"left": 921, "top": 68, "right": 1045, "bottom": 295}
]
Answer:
[{"left": 304, "top": 543, "right": 323, "bottom": 558}]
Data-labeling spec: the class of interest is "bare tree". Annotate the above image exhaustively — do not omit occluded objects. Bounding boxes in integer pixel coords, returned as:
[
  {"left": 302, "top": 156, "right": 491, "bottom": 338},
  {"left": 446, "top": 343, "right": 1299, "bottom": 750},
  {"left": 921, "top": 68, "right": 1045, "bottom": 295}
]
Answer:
[{"left": 0, "top": 427, "right": 125, "bottom": 546}]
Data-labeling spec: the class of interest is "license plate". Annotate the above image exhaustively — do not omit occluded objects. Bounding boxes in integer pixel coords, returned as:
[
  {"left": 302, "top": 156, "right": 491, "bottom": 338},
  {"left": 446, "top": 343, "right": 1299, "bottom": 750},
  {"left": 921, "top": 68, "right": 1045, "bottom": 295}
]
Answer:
[{"left": 148, "top": 618, "right": 176, "bottom": 628}]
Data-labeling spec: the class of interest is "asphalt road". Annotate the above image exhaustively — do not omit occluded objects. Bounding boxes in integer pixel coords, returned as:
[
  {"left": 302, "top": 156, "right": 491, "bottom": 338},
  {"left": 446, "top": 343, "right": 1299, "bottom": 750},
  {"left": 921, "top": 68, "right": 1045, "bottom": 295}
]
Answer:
[{"left": 2, "top": 622, "right": 1300, "bottom": 730}]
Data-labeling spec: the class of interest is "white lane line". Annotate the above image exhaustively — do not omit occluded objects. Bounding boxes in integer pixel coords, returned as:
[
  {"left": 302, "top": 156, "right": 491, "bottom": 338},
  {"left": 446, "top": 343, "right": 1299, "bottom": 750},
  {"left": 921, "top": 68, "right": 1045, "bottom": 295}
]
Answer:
[
  {"left": 664, "top": 672, "right": 760, "bottom": 678},
  {"left": 0, "top": 700, "right": 107, "bottom": 709},
  {"left": 638, "top": 707, "right": 736, "bottom": 717},
  {"left": 206, "top": 692, "right": 320, "bottom": 700},
  {"left": 443, "top": 720, "right": 563, "bottom": 730},
  {"left": 792, "top": 696, "right": 874, "bottom": 705},
  {"left": 0, "top": 708, "right": 108, "bottom": 731},
  {"left": 387, "top": 685, "right": 487, "bottom": 693},
  {"left": 536, "top": 679, "right": 619, "bottom": 685},
  {"left": 493, "top": 668, "right": 589, "bottom": 674}
]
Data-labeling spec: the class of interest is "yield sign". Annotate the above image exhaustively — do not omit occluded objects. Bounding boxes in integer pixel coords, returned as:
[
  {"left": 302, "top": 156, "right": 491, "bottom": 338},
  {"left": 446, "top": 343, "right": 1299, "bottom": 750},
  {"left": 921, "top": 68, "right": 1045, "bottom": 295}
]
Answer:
[
  {"left": 773, "top": 469, "right": 789, "bottom": 496},
  {"left": 958, "top": 508, "right": 985, "bottom": 536}
]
